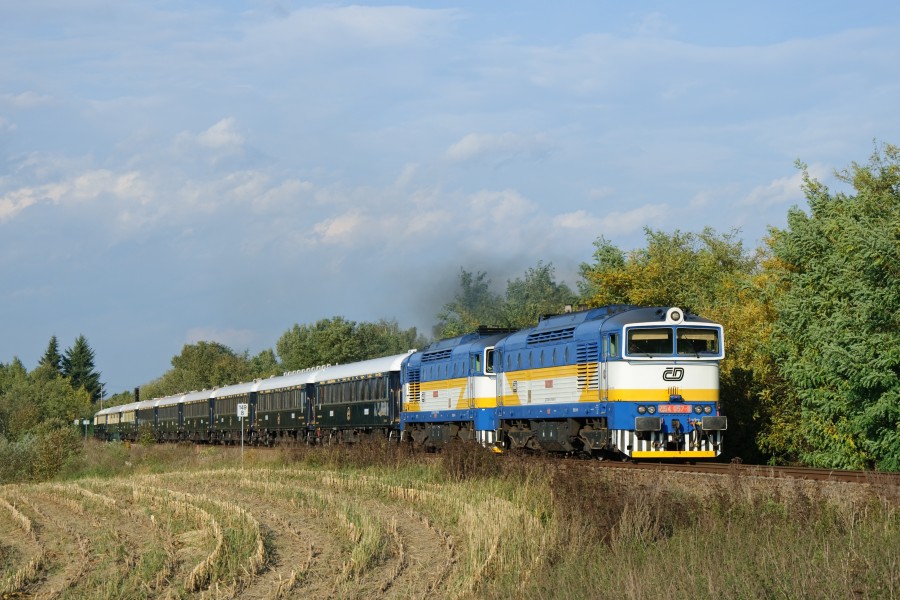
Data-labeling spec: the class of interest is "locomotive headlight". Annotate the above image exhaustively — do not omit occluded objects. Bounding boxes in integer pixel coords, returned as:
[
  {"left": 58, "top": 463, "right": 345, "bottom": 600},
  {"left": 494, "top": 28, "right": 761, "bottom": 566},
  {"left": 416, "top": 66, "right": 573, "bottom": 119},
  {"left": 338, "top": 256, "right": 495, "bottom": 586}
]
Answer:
[
  {"left": 637, "top": 405, "right": 647, "bottom": 414},
  {"left": 647, "top": 405, "right": 657, "bottom": 415},
  {"left": 693, "top": 405, "right": 703, "bottom": 414},
  {"left": 704, "top": 405, "right": 713, "bottom": 414}
]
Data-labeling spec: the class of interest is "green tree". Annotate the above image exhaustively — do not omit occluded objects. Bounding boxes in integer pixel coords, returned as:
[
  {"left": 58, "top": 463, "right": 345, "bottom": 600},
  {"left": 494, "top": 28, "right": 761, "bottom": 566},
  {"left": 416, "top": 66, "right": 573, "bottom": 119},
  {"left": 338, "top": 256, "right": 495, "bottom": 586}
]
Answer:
[
  {"left": 356, "top": 319, "right": 426, "bottom": 359},
  {"left": 61, "top": 335, "right": 103, "bottom": 403},
  {"left": 0, "top": 362, "right": 92, "bottom": 440},
  {"left": 277, "top": 316, "right": 358, "bottom": 371},
  {"left": 168, "top": 341, "right": 253, "bottom": 392},
  {"left": 249, "top": 349, "right": 281, "bottom": 378},
  {"left": 276, "top": 317, "right": 423, "bottom": 371},
  {"left": 435, "top": 270, "right": 504, "bottom": 338},
  {"left": 38, "top": 336, "right": 63, "bottom": 375},
  {"left": 502, "top": 262, "right": 578, "bottom": 329},
  {"left": 767, "top": 145, "right": 900, "bottom": 470}
]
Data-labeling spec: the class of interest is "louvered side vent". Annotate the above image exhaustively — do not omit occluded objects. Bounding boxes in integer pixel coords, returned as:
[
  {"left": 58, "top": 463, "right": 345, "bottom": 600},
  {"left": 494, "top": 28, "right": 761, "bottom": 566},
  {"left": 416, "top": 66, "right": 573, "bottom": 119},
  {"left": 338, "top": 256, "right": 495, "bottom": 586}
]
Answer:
[
  {"left": 407, "top": 368, "right": 421, "bottom": 403},
  {"left": 422, "top": 348, "right": 453, "bottom": 363},
  {"left": 526, "top": 326, "right": 576, "bottom": 345},
  {"left": 577, "top": 342, "right": 599, "bottom": 390}
]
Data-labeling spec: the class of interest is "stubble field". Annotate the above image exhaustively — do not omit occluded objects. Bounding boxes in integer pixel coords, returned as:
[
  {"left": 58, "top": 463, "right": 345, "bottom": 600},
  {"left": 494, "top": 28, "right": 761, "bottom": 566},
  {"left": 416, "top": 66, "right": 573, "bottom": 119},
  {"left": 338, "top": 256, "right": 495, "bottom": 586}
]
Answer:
[{"left": 1, "top": 441, "right": 898, "bottom": 599}]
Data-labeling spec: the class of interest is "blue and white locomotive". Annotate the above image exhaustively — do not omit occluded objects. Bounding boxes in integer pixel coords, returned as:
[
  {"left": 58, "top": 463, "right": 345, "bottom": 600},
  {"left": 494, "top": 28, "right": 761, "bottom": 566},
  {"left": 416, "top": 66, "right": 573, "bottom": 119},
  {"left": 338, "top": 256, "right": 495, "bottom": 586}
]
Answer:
[
  {"left": 94, "top": 305, "right": 726, "bottom": 460},
  {"left": 401, "top": 305, "right": 726, "bottom": 459}
]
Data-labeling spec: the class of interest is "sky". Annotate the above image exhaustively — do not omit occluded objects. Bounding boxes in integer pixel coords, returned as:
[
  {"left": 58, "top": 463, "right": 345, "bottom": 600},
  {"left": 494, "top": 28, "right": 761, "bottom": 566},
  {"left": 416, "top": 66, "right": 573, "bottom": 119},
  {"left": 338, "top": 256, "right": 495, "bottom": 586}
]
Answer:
[{"left": 2, "top": 1, "right": 899, "bottom": 395}]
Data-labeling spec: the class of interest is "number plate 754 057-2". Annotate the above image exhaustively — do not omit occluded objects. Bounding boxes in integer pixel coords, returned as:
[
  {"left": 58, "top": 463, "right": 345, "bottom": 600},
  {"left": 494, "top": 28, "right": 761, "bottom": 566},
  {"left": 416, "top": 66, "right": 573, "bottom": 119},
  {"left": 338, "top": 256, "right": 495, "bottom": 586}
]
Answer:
[{"left": 658, "top": 404, "right": 690, "bottom": 414}]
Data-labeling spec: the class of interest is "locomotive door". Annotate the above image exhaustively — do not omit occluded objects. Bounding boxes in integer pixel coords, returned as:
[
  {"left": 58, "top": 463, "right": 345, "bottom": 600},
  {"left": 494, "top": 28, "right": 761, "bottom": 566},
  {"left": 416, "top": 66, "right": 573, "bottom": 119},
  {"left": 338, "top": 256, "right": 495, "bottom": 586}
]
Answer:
[
  {"left": 601, "top": 335, "right": 610, "bottom": 402},
  {"left": 467, "top": 352, "right": 479, "bottom": 409}
]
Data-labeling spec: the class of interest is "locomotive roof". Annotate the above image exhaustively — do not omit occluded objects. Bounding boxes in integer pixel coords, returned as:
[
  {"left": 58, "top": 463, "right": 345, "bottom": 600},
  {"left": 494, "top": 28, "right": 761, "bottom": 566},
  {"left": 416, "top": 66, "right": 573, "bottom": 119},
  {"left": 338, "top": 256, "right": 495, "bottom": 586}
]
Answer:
[
  {"left": 497, "top": 305, "right": 719, "bottom": 350},
  {"left": 404, "top": 330, "right": 511, "bottom": 369},
  {"left": 601, "top": 306, "right": 718, "bottom": 328}
]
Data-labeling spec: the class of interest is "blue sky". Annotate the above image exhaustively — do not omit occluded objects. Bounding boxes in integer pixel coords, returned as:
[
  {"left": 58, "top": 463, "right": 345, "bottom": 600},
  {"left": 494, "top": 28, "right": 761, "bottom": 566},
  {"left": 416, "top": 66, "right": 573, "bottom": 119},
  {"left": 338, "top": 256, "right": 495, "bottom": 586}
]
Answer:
[{"left": 2, "top": 1, "right": 899, "bottom": 395}]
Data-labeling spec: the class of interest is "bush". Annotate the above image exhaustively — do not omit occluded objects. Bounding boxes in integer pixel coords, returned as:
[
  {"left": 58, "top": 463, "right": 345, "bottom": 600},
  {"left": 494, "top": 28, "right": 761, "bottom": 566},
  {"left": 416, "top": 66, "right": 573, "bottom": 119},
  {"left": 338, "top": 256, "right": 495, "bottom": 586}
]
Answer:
[{"left": 0, "top": 418, "right": 83, "bottom": 482}]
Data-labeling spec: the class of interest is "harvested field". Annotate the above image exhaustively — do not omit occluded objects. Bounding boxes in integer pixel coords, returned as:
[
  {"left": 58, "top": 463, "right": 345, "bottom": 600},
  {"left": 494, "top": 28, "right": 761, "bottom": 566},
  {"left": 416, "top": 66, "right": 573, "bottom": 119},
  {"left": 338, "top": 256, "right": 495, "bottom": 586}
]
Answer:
[{"left": 1, "top": 441, "right": 897, "bottom": 599}]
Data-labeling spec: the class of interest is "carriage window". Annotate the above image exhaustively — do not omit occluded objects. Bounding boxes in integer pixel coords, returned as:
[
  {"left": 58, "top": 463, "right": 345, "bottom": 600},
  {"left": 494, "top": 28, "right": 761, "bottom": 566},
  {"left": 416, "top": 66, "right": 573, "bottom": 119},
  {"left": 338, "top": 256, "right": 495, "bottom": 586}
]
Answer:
[
  {"left": 677, "top": 328, "right": 720, "bottom": 355},
  {"left": 627, "top": 328, "right": 673, "bottom": 356}
]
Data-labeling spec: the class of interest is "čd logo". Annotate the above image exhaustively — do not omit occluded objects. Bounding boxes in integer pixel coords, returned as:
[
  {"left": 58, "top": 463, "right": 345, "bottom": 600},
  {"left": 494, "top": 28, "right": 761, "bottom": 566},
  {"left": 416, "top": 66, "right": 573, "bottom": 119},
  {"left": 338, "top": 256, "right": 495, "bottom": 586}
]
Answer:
[{"left": 662, "top": 367, "right": 685, "bottom": 381}]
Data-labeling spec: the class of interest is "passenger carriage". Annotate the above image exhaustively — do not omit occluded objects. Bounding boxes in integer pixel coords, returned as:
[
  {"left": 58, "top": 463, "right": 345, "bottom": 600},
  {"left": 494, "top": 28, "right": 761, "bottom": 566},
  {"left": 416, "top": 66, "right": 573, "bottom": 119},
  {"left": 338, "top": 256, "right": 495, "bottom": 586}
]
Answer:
[
  {"left": 211, "top": 381, "right": 257, "bottom": 443},
  {"left": 181, "top": 389, "right": 214, "bottom": 442},
  {"left": 155, "top": 393, "right": 182, "bottom": 442},
  {"left": 311, "top": 353, "right": 408, "bottom": 444},
  {"left": 255, "top": 369, "right": 317, "bottom": 445}
]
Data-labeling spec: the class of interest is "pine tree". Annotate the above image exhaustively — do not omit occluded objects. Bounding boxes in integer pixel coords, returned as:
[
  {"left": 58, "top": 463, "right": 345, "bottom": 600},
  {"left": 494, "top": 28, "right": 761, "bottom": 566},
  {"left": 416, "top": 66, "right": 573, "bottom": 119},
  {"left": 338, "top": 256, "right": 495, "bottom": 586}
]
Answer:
[
  {"left": 38, "top": 335, "right": 63, "bottom": 375},
  {"left": 62, "top": 335, "right": 104, "bottom": 403}
]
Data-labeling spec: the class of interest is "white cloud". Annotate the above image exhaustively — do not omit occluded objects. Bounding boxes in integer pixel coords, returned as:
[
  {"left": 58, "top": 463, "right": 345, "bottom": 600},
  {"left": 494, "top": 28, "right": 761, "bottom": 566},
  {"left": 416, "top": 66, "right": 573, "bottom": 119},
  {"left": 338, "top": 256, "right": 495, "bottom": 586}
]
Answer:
[
  {"left": 197, "top": 118, "right": 244, "bottom": 151},
  {"left": 0, "top": 169, "right": 150, "bottom": 222},
  {"left": 553, "top": 204, "right": 668, "bottom": 236},
  {"left": 738, "top": 167, "right": 827, "bottom": 209},
  {"left": 446, "top": 132, "right": 552, "bottom": 164},
  {"left": 248, "top": 5, "right": 460, "bottom": 49},
  {"left": 0, "top": 91, "right": 53, "bottom": 109},
  {"left": 312, "top": 211, "right": 364, "bottom": 245}
]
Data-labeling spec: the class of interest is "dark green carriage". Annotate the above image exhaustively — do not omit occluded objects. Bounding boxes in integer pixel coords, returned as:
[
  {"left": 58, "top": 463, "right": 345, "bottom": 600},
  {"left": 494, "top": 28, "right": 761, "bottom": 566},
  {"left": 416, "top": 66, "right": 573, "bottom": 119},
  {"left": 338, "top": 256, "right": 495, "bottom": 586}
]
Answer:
[
  {"left": 311, "top": 354, "right": 408, "bottom": 443},
  {"left": 211, "top": 381, "right": 257, "bottom": 443},
  {"left": 182, "top": 390, "right": 213, "bottom": 442},
  {"left": 255, "top": 370, "right": 313, "bottom": 444}
]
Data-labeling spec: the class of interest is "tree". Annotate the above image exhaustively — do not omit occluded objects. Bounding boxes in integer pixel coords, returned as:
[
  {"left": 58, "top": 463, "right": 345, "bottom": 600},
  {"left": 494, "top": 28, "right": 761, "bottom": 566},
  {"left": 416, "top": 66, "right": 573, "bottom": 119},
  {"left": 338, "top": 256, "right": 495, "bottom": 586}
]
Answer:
[
  {"left": 61, "top": 335, "right": 103, "bottom": 403},
  {"left": 277, "top": 316, "right": 358, "bottom": 371},
  {"left": 435, "top": 270, "right": 504, "bottom": 338},
  {"left": 502, "top": 262, "right": 578, "bottom": 329},
  {"left": 276, "top": 317, "right": 425, "bottom": 371},
  {"left": 767, "top": 145, "right": 900, "bottom": 470},
  {"left": 0, "top": 361, "right": 92, "bottom": 440},
  {"left": 38, "top": 336, "right": 63, "bottom": 375},
  {"left": 169, "top": 341, "right": 254, "bottom": 392},
  {"left": 356, "top": 319, "right": 426, "bottom": 358},
  {"left": 250, "top": 349, "right": 281, "bottom": 379}
]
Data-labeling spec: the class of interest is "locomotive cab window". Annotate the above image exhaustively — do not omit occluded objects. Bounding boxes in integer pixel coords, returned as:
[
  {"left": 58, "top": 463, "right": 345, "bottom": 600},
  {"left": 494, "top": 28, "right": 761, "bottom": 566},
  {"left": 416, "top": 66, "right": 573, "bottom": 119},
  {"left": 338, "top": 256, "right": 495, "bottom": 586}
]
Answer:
[
  {"left": 485, "top": 348, "right": 495, "bottom": 374},
  {"left": 627, "top": 328, "right": 673, "bottom": 356},
  {"left": 676, "top": 328, "right": 720, "bottom": 356}
]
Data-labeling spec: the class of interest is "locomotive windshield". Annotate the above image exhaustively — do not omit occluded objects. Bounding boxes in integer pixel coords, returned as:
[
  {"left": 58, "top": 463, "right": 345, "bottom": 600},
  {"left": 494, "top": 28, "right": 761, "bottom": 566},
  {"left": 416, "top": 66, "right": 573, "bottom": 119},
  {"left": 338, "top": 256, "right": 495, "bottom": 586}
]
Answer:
[
  {"left": 676, "top": 328, "right": 720, "bottom": 356},
  {"left": 626, "top": 327, "right": 721, "bottom": 357},
  {"left": 627, "top": 328, "right": 673, "bottom": 356}
]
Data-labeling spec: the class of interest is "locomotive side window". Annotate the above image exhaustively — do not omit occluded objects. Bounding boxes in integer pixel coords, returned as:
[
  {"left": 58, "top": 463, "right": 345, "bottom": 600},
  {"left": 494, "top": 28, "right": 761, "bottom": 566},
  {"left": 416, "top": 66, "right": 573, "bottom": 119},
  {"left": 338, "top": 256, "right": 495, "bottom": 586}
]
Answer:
[
  {"left": 627, "top": 328, "right": 673, "bottom": 356},
  {"left": 610, "top": 334, "right": 619, "bottom": 357},
  {"left": 485, "top": 348, "right": 495, "bottom": 374},
  {"left": 677, "top": 328, "right": 720, "bottom": 355}
]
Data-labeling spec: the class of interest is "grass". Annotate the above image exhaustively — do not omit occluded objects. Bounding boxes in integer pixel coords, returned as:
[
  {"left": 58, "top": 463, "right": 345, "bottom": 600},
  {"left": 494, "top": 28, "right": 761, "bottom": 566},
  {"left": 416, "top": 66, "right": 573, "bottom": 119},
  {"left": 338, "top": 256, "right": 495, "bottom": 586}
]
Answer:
[{"left": 0, "top": 439, "right": 896, "bottom": 598}]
